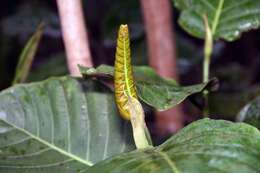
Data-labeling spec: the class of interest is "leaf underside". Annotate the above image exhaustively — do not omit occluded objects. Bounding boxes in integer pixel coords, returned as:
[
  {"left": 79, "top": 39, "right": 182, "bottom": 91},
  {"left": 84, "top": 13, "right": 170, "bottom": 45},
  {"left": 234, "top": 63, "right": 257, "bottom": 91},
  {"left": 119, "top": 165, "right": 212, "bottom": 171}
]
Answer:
[
  {"left": 86, "top": 118, "right": 260, "bottom": 173},
  {"left": 0, "top": 77, "right": 135, "bottom": 173},
  {"left": 79, "top": 65, "right": 214, "bottom": 111},
  {"left": 173, "top": 0, "right": 260, "bottom": 41}
]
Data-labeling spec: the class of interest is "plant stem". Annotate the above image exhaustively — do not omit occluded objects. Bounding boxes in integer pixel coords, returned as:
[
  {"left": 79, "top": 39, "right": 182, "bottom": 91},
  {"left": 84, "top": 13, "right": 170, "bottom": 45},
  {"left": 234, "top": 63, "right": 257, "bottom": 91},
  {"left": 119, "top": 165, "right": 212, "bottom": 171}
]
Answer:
[
  {"left": 202, "top": 15, "right": 213, "bottom": 117},
  {"left": 203, "top": 52, "right": 211, "bottom": 84},
  {"left": 203, "top": 0, "right": 223, "bottom": 116}
]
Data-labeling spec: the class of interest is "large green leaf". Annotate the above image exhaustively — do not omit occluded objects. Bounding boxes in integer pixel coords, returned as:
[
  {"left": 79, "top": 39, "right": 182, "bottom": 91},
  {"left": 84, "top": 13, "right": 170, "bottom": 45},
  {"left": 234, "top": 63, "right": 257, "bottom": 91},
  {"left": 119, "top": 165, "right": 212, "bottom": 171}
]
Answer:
[
  {"left": 79, "top": 65, "right": 215, "bottom": 111},
  {"left": 173, "top": 0, "right": 260, "bottom": 41},
  {"left": 237, "top": 96, "right": 260, "bottom": 129},
  {"left": 86, "top": 118, "right": 260, "bottom": 173},
  {"left": 0, "top": 76, "right": 134, "bottom": 172},
  {"left": 12, "top": 23, "right": 43, "bottom": 85}
]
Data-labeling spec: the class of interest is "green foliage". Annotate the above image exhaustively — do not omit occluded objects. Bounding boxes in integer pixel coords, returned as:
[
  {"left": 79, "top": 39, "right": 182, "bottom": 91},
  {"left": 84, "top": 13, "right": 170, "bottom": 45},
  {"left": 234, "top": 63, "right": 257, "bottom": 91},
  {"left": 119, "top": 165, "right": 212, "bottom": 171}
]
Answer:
[
  {"left": 79, "top": 65, "right": 214, "bottom": 111},
  {"left": 1, "top": 1, "right": 260, "bottom": 172},
  {"left": 173, "top": 0, "right": 260, "bottom": 41},
  {"left": 86, "top": 118, "right": 260, "bottom": 173},
  {"left": 237, "top": 96, "right": 260, "bottom": 129},
  {"left": 0, "top": 77, "right": 134, "bottom": 172},
  {"left": 2, "top": 79, "right": 259, "bottom": 173},
  {"left": 12, "top": 23, "right": 43, "bottom": 85}
]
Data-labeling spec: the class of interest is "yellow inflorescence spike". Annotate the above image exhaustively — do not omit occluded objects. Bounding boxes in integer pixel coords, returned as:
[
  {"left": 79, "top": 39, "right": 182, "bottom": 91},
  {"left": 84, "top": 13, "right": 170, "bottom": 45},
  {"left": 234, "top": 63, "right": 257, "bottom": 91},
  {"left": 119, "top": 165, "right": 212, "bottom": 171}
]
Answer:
[{"left": 114, "top": 24, "right": 138, "bottom": 120}]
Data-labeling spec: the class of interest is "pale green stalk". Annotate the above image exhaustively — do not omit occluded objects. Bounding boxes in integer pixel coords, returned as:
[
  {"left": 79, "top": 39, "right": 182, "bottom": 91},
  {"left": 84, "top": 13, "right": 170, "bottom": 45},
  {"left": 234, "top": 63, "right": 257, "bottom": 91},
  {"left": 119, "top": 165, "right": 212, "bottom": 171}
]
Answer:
[
  {"left": 203, "top": 15, "right": 213, "bottom": 117},
  {"left": 127, "top": 97, "right": 152, "bottom": 149}
]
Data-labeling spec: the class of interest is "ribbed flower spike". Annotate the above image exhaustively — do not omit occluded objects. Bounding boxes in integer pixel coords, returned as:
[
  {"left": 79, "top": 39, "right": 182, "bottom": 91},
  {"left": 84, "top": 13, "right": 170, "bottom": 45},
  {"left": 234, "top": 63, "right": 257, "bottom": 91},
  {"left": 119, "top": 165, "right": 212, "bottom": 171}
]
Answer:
[
  {"left": 114, "top": 24, "right": 152, "bottom": 149},
  {"left": 114, "top": 24, "right": 138, "bottom": 120}
]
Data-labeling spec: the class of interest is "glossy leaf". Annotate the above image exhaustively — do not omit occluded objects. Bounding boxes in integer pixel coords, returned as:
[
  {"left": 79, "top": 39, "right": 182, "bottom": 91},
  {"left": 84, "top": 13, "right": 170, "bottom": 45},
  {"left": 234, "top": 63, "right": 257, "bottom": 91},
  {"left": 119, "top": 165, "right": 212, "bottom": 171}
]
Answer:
[
  {"left": 86, "top": 118, "right": 260, "bottom": 173},
  {"left": 237, "top": 96, "right": 260, "bottom": 129},
  {"left": 79, "top": 65, "right": 215, "bottom": 111},
  {"left": 0, "top": 77, "right": 134, "bottom": 172},
  {"left": 12, "top": 23, "right": 44, "bottom": 85},
  {"left": 114, "top": 24, "right": 138, "bottom": 120},
  {"left": 173, "top": 0, "right": 260, "bottom": 41}
]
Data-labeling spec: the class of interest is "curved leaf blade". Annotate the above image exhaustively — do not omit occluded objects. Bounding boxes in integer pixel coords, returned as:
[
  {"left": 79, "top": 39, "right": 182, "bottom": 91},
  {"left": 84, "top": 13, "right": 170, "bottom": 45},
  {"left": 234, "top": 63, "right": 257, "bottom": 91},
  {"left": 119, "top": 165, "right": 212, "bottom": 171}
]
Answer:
[
  {"left": 79, "top": 65, "right": 214, "bottom": 111},
  {"left": 12, "top": 23, "right": 43, "bottom": 84},
  {"left": 86, "top": 118, "right": 260, "bottom": 173},
  {"left": 0, "top": 77, "right": 134, "bottom": 172},
  {"left": 237, "top": 96, "right": 260, "bottom": 129},
  {"left": 173, "top": 0, "right": 260, "bottom": 41}
]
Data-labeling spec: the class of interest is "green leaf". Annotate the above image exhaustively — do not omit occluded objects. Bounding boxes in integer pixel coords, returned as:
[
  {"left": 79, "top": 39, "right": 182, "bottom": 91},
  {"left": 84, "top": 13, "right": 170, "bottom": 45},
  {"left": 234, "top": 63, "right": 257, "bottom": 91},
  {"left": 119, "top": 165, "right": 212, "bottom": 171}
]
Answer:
[
  {"left": 12, "top": 23, "right": 44, "bottom": 85},
  {"left": 0, "top": 76, "right": 134, "bottom": 172},
  {"left": 79, "top": 65, "right": 214, "bottom": 111},
  {"left": 237, "top": 96, "right": 260, "bottom": 129},
  {"left": 86, "top": 118, "right": 260, "bottom": 173},
  {"left": 173, "top": 0, "right": 260, "bottom": 41}
]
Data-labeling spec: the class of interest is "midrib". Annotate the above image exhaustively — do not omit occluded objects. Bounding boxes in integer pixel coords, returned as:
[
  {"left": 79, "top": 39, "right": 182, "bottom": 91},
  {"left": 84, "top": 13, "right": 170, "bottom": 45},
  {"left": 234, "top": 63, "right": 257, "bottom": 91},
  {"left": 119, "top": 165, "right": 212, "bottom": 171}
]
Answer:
[
  {"left": 212, "top": 0, "right": 225, "bottom": 35},
  {"left": 123, "top": 36, "right": 132, "bottom": 97}
]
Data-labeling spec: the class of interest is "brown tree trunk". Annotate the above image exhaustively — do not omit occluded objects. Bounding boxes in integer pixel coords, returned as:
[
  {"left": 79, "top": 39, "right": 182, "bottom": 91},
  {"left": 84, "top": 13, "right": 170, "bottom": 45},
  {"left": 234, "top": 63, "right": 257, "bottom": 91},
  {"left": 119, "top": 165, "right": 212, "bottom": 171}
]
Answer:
[
  {"left": 57, "top": 0, "right": 93, "bottom": 75},
  {"left": 140, "top": 0, "right": 183, "bottom": 135}
]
